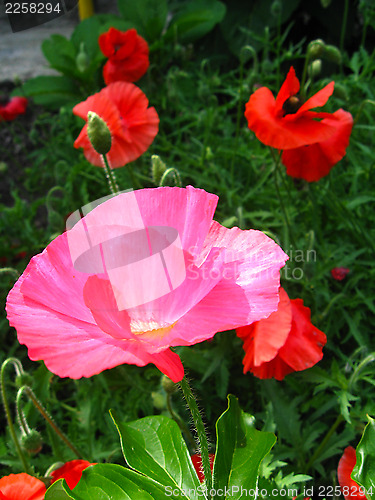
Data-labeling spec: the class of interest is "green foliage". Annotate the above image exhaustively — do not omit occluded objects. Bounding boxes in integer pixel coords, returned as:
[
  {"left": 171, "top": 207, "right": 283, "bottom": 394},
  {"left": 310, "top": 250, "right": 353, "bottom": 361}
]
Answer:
[{"left": 352, "top": 416, "right": 375, "bottom": 498}]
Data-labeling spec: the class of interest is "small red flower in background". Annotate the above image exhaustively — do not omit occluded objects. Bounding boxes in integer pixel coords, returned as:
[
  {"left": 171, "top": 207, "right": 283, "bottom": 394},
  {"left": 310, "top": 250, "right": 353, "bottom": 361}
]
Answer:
[
  {"left": 99, "top": 28, "right": 149, "bottom": 84},
  {"left": 73, "top": 81, "right": 159, "bottom": 168},
  {"left": 0, "top": 473, "right": 45, "bottom": 499},
  {"left": 191, "top": 454, "right": 214, "bottom": 483},
  {"left": 0, "top": 96, "right": 28, "bottom": 121},
  {"left": 236, "top": 288, "right": 327, "bottom": 380},
  {"left": 50, "top": 459, "right": 94, "bottom": 489},
  {"left": 337, "top": 446, "right": 366, "bottom": 500},
  {"left": 331, "top": 267, "right": 350, "bottom": 281},
  {"left": 244, "top": 67, "right": 353, "bottom": 181}
]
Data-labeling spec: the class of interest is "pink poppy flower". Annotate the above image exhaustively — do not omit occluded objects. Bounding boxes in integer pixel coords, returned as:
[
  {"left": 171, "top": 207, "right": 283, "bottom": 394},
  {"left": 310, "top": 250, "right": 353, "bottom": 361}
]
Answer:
[
  {"left": 6, "top": 187, "right": 287, "bottom": 382},
  {"left": 236, "top": 288, "right": 326, "bottom": 380},
  {"left": 0, "top": 473, "right": 45, "bottom": 500},
  {"left": 337, "top": 446, "right": 366, "bottom": 500},
  {"left": 50, "top": 460, "right": 94, "bottom": 489},
  {"left": 0, "top": 96, "right": 28, "bottom": 121}
]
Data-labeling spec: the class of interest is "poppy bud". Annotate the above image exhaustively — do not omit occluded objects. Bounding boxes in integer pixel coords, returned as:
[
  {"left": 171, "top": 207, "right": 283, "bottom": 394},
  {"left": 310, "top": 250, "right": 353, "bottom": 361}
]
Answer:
[
  {"left": 0, "top": 161, "right": 7, "bottom": 173},
  {"left": 21, "top": 430, "right": 43, "bottom": 454},
  {"left": 323, "top": 44, "right": 342, "bottom": 64},
  {"left": 151, "top": 391, "right": 166, "bottom": 410},
  {"left": 333, "top": 83, "right": 349, "bottom": 101},
  {"left": 151, "top": 155, "right": 167, "bottom": 185},
  {"left": 87, "top": 111, "right": 112, "bottom": 155},
  {"left": 76, "top": 42, "right": 90, "bottom": 73},
  {"left": 271, "top": 0, "right": 282, "bottom": 17},
  {"left": 15, "top": 372, "right": 33, "bottom": 388},
  {"left": 307, "top": 39, "right": 326, "bottom": 60},
  {"left": 161, "top": 375, "right": 178, "bottom": 394},
  {"left": 308, "top": 59, "right": 322, "bottom": 78}
]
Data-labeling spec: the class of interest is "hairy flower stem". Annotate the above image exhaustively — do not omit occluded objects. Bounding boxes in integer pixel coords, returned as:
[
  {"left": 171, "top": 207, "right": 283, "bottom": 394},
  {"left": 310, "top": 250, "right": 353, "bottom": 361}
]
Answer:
[
  {"left": 179, "top": 377, "right": 212, "bottom": 498},
  {"left": 339, "top": 0, "right": 349, "bottom": 67},
  {"left": 304, "top": 414, "right": 343, "bottom": 474},
  {"left": 270, "top": 149, "right": 296, "bottom": 248},
  {"left": 0, "top": 359, "right": 31, "bottom": 473},
  {"left": 101, "top": 154, "right": 120, "bottom": 194},
  {"left": 17, "top": 386, "right": 84, "bottom": 459},
  {"left": 166, "top": 393, "right": 197, "bottom": 451}
]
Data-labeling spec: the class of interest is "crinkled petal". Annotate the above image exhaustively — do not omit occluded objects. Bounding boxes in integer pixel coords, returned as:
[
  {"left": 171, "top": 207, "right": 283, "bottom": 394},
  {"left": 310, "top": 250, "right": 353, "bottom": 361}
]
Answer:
[
  {"left": 51, "top": 460, "right": 94, "bottom": 490},
  {"left": 282, "top": 109, "right": 353, "bottom": 181},
  {"left": 0, "top": 473, "right": 45, "bottom": 500},
  {"left": 237, "top": 287, "right": 292, "bottom": 368},
  {"left": 245, "top": 87, "right": 336, "bottom": 149}
]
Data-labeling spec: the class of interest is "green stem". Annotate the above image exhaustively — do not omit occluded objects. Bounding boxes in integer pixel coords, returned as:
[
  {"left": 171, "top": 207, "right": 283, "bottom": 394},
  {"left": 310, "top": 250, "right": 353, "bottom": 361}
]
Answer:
[
  {"left": 339, "top": 0, "right": 349, "bottom": 67},
  {"left": 300, "top": 54, "right": 311, "bottom": 101},
  {"left": 270, "top": 149, "right": 296, "bottom": 248},
  {"left": 166, "top": 393, "right": 197, "bottom": 451},
  {"left": 18, "top": 386, "right": 84, "bottom": 459},
  {"left": 1, "top": 359, "right": 31, "bottom": 473},
  {"left": 304, "top": 414, "right": 343, "bottom": 474},
  {"left": 179, "top": 377, "right": 212, "bottom": 498},
  {"left": 101, "top": 154, "right": 120, "bottom": 194}
]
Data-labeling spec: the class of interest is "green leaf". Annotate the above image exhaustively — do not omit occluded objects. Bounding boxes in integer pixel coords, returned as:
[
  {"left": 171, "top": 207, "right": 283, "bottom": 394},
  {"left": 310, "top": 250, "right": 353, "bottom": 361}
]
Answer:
[
  {"left": 165, "top": 0, "right": 226, "bottom": 44},
  {"left": 352, "top": 415, "right": 375, "bottom": 498},
  {"left": 117, "top": 0, "right": 167, "bottom": 41},
  {"left": 71, "top": 17, "right": 102, "bottom": 59},
  {"left": 110, "top": 411, "right": 202, "bottom": 496},
  {"left": 42, "top": 35, "right": 78, "bottom": 78},
  {"left": 22, "top": 76, "right": 82, "bottom": 109},
  {"left": 46, "top": 464, "right": 169, "bottom": 500},
  {"left": 45, "top": 479, "right": 75, "bottom": 500},
  {"left": 213, "top": 395, "right": 276, "bottom": 499}
]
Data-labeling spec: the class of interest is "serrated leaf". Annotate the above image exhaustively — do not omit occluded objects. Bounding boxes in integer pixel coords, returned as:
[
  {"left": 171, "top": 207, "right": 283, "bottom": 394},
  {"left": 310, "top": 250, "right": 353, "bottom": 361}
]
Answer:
[
  {"left": 46, "top": 464, "right": 169, "bottom": 500},
  {"left": 110, "top": 411, "right": 202, "bottom": 497},
  {"left": 213, "top": 395, "right": 276, "bottom": 499},
  {"left": 352, "top": 415, "right": 375, "bottom": 499}
]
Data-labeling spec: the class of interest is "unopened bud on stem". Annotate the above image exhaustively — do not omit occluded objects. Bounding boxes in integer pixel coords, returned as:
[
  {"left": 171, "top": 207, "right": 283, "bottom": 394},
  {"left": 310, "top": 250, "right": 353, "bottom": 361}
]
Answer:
[{"left": 87, "top": 111, "right": 112, "bottom": 155}]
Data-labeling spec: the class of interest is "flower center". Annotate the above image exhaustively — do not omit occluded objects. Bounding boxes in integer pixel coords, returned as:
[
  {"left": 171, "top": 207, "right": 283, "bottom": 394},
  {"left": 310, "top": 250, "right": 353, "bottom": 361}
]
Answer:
[
  {"left": 282, "top": 95, "right": 302, "bottom": 115},
  {"left": 131, "top": 321, "right": 177, "bottom": 338}
]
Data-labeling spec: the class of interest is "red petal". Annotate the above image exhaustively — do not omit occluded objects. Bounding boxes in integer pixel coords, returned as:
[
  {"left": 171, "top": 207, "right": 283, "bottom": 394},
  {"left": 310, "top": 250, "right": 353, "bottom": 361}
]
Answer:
[
  {"left": 275, "top": 67, "right": 300, "bottom": 114},
  {"left": 281, "top": 109, "right": 353, "bottom": 181},
  {"left": 337, "top": 447, "right": 366, "bottom": 500},
  {"left": 237, "top": 288, "right": 292, "bottom": 370},
  {"left": 51, "top": 460, "right": 94, "bottom": 489},
  {"left": 0, "top": 473, "right": 45, "bottom": 500},
  {"left": 331, "top": 267, "right": 350, "bottom": 281},
  {"left": 191, "top": 454, "right": 215, "bottom": 483},
  {"left": 296, "top": 81, "right": 335, "bottom": 115},
  {"left": 245, "top": 88, "right": 336, "bottom": 150},
  {"left": 73, "top": 82, "right": 159, "bottom": 168}
]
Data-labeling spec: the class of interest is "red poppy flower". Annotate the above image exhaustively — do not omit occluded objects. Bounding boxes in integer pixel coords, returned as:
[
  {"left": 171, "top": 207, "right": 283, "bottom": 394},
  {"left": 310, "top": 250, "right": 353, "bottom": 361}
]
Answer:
[
  {"left": 337, "top": 446, "right": 366, "bottom": 500},
  {"left": 73, "top": 81, "right": 159, "bottom": 168},
  {"left": 331, "top": 267, "right": 350, "bottom": 281},
  {"left": 281, "top": 109, "right": 353, "bottom": 181},
  {"left": 0, "top": 473, "right": 45, "bottom": 500},
  {"left": 99, "top": 28, "right": 149, "bottom": 84},
  {"left": 244, "top": 67, "right": 353, "bottom": 181},
  {"left": 50, "top": 459, "right": 94, "bottom": 489},
  {"left": 236, "top": 288, "right": 327, "bottom": 380},
  {"left": 191, "top": 454, "right": 215, "bottom": 483},
  {"left": 0, "top": 96, "right": 28, "bottom": 121}
]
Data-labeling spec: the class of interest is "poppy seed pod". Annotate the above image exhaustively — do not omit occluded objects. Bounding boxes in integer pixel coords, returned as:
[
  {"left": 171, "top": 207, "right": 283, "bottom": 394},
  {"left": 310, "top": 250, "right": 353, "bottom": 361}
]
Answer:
[{"left": 87, "top": 111, "right": 112, "bottom": 155}]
